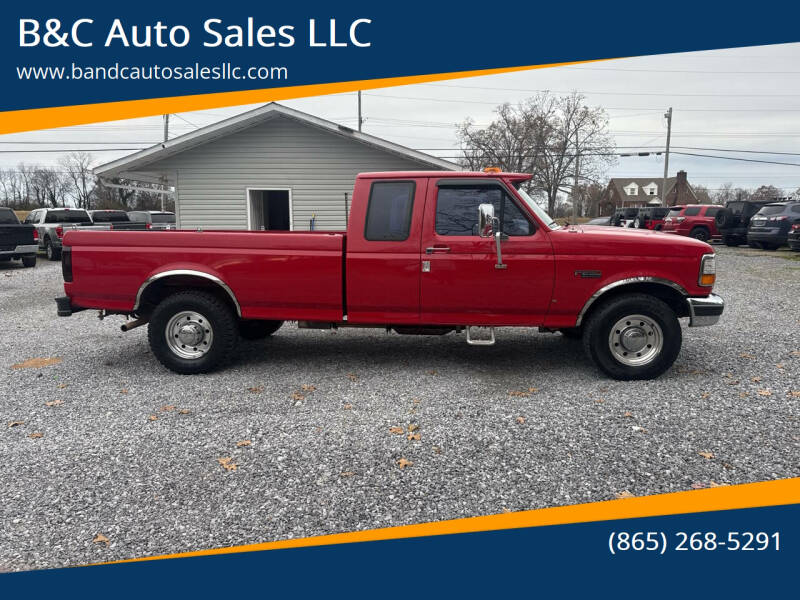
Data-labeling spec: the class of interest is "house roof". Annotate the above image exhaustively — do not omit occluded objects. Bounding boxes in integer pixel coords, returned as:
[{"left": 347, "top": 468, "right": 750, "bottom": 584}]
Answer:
[
  {"left": 609, "top": 177, "right": 677, "bottom": 201},
  {"left": 94, "top": 102, "right": 459, "bottom": 179}
]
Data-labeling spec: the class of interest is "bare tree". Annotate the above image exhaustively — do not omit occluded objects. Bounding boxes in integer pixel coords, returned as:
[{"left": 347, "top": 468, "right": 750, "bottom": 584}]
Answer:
[
  {"left": 693, "top": 184, "right": 712, "bottom": 204},
  {"left": 750, "top": 185, "right": 784, "bottom": 202},
  {"left": 457, "top": 92, "right": 616, "bottom": 214},
  {"left": 60, "top": 152, "right": 96, "bottom": 209}
]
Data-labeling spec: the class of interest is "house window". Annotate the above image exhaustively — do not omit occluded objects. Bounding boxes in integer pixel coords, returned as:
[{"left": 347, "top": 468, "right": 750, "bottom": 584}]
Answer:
[{"left": 625, "top": 184, "right": 638, "bottom": 196}]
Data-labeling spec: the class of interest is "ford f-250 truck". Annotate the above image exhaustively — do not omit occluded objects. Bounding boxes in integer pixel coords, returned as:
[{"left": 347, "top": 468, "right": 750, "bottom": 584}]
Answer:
[{"left": 55, "top": 171, "right": 724, "bottom": 380}]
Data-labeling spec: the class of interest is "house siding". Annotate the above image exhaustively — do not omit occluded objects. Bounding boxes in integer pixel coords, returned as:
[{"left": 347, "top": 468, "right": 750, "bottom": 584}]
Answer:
[{"left": 138, "top": 115, "right": 443, "bottom": 230}]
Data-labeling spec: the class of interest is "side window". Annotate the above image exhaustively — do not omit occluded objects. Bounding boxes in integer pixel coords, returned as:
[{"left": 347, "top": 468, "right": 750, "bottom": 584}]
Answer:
[
  {"left": 364, "top": 181, "right": 415, "bottom": 241},
  {"left": 705, "top": 207, "right": 719, "bottom": 217},
  {"left": 684, "top": 206, "right": 701, "bottom": 216},
  {"left": 435, "top": 186, "right": 533, "bottom": 236}
]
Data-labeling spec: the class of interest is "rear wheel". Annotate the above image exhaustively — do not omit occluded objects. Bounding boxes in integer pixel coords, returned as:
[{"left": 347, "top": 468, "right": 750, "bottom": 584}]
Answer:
[
  {"left": 21, "top": 255, "right": 36, "bottom": 268},
  {"left": 583, "top": 294, "right": 682, "bottom": 380},
  {"left": 748, "top": 241, "right": 762, "bottom": 249},
  {"left": 239, "top": 319, "right": 283, "bottom": 340},
  {"left": 45, "top": 238, "right": 60, "bottom": 261},
  {"left": 689, "top": 228, "right": 710, "bottom": 242},
  {"left": 148, "top": 291, "right": 238, "bottom": 374}
]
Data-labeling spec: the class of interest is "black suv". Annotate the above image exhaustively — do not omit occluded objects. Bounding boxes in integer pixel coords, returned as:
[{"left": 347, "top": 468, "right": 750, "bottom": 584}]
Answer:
[
  {"left": 746, "top": 201, "right": 800, "bottom": 250},
  {"left": 714, "top": 199, "right": 772, "bottom": 246},
  {"left": 611, "top": 207, "right": 639, "bottom": 227}
]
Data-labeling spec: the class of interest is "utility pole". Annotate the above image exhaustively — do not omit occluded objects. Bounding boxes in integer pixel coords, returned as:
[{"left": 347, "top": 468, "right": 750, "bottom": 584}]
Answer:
[
  {"left": 161, "top": 114, "right": 169, "bottom": 211},
  {"left": 661, "top": 107, "right": 672, "bottom": 206},
  {"left": 357, "top": 91, "right": 363, "bottom": 132},
  {"left": 572, "top": 132, "right": 580, "bottom": 225}
]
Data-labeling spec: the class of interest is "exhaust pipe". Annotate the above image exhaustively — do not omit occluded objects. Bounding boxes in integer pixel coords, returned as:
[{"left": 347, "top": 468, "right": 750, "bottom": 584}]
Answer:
[{"left": 121, "top": 318, "right": 148, "bottom": 332}]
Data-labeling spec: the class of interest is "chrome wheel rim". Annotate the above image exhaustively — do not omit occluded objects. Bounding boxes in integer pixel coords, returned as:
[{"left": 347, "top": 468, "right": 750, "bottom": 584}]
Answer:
[
  {"left": 165, "top": 311, "right": 213, "bottom": 359},
  {"left": 608, "top": 314, "right": 663, "bottom": 367}
]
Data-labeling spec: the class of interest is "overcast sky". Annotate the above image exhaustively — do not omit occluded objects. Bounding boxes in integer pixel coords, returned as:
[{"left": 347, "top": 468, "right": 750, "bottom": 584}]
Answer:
[{"left": 3, "top": 42, "right": 800, "bottom": 196}]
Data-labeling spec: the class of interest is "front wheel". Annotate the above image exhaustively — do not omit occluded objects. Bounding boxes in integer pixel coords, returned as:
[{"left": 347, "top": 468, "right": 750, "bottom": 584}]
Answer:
[
  {"left": 583, "top": 294, "right": 682, "bottom": 380},
  {"left": 690, "top": 228, "right": 710, "bottom": 242},
  {"left": 148, "top": 291, "right": 238, "bottom": 374}
]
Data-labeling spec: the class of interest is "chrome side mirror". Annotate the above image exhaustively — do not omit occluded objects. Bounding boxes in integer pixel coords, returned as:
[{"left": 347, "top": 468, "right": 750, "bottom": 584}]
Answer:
[{"left": 478, "top": 203, "right": 495, "bottom": 238}]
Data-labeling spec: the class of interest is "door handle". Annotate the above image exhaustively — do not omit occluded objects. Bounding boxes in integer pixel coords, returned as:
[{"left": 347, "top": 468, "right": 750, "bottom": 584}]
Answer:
[{"left": 425, "top": 245, "right": 450, "bottom": 254}]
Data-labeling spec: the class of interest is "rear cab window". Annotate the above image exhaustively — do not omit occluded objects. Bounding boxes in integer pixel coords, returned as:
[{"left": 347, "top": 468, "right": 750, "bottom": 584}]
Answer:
[
  {"left": 364, "top": 181, "right": 416, "bottom": 241},
  {"left": 91, "top": 211, "right": 130, "bottom": 223},
  {"left": 45, "top": 210, "right": 92, "bottom": 224},
  {"left": 435, "top": 185, "right": 533, "bottom": 236},
  {"left": 0, "top": 208, "right": 20, "bottom": 224},
  {"left": 151, "top": 213, "right": 176, "bottom": 223}
]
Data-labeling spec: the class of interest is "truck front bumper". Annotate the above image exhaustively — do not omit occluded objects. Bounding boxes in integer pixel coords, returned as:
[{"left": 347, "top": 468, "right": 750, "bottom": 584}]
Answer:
[
  {"left": 0, "top": 244, "right": 38, "bottom": 257},
  {"left": 687, "top": 293, "right": 724, "bottom": 327}
]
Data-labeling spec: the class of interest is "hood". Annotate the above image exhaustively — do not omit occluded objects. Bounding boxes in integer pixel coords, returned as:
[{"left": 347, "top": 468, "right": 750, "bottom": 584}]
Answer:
[{"left": 552, "top": 224, "right": 712, "bottom": 257}]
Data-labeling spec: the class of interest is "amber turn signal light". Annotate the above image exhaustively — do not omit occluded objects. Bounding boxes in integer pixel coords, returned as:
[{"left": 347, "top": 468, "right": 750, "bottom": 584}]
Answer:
[{"left": 700, "top": 274, "right": 716, "bottom": 286}]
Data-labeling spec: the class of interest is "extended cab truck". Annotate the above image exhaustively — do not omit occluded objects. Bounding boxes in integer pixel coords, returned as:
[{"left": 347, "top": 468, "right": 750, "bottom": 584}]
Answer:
[
  {"left": 24, "top": 207, "right": 98, "bottom": 260},
  {"left": 56, "top": 171, "right": 724, "bottom": 381},
  {"left": 0, "top": 207, "right": 37, "bottom": 267}
]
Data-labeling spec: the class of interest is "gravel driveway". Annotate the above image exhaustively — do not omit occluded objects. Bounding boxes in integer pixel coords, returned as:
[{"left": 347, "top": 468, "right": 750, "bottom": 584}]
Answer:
[{"left": 1, "top": 247, "right": 798, "bottom": 571}]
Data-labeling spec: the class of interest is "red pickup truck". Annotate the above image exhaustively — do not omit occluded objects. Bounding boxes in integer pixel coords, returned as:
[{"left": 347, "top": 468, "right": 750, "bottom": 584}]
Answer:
[{"left": 56, "top": 171, "right": 723, "bottom": 380}]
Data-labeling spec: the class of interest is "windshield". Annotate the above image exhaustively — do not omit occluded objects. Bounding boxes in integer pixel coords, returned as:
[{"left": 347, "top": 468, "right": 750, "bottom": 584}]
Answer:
[
  {"left": 0, "top": 209, "right": 19, "bottom": 224},
  {"left": 91, "top": 211, "right": 130, "bottom": 222},
  {"left": 513, "top": 186, "right": 561, "bottom": 230},
  {"left": 151, "top": 213, "right": 175, "bottom": 223},
  {"left": 755, "top": 204, "right": 785, "bottom": 216}
]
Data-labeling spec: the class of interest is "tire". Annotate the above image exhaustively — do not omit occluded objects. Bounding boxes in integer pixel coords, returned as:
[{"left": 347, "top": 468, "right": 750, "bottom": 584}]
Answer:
[
  {"left": 147, "top": 291, "right": 238, "bottom": 375},
  {"left": 748, "top": 241, "right": 762, "bottom": 249},
  {"left": 239, "top": 319, "right": 283, "bottom": 340},
  {"left": 762, "top": 243, "right": 779, "bottom": 251},
  {"left": 654, "top": 224, "right": 663, "bottom": 231},
  {"left": 582, "top": 294, "right": 682, "bottom": 380},
  {"left": 715, "top": 208, "right": 734, "bottom": 229},
  {"left": 689, "top": 227, "right": 710, "bottom": 242},
  {"left": 21, "top": 255, "right": 36, "bottom": 268},
  {"left": 558, "top": 327, "right": 583, "bottom": 340},
  {"left": 45, "top": 238, "right": 61, "bottom": 261}
]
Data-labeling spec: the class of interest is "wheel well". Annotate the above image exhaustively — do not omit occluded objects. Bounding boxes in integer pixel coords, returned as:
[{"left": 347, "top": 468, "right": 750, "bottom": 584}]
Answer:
[
  {"left": 136, "top": 275, "right": 240, "bottom": 318},
  {"left": 579, "top": 282, "right": 689, "bottom": 326},
  {"left": 690, "top": 225, "right": 710, "bottom": 233}
]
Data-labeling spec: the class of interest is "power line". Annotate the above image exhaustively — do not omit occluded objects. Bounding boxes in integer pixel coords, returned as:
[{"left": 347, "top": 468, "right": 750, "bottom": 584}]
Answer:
[{"left": 420, "top": 82, "right": 800, "bottom": 98}]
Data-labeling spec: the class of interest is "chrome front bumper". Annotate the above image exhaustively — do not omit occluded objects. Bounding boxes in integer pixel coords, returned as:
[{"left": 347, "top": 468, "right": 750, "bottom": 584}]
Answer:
[
  {"left": 687, "top": 293, "right": 724, "bottom": 327},
  {"left": 0, "top": 244, "right": 38, "bottom": 256}
]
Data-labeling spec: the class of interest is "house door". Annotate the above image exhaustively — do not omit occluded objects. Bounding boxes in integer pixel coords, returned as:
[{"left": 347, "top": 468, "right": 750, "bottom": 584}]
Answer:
[{"left": 248, "top": 189, "right": 291, "bottom": 230}]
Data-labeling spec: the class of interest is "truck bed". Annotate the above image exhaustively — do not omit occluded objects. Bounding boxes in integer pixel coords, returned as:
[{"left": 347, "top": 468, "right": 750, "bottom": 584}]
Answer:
[{"left": 64, "top": 229, "right": 346, "bottom": 321}]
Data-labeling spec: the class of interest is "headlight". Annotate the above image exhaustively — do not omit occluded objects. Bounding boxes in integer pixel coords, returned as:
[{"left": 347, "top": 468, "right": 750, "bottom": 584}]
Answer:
[{"left": 699, "top": 254, "right": 716, "bottom": 287}]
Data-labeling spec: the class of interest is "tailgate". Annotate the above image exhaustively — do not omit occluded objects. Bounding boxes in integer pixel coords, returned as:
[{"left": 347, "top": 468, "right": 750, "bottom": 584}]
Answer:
[{"left": 0, "top": 225, "right": 34, "bottom": 250}]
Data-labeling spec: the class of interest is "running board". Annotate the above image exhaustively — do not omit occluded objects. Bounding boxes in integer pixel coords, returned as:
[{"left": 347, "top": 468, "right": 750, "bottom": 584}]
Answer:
[{"left": 466, "top": 326, "right": 495, "bottom": 346}]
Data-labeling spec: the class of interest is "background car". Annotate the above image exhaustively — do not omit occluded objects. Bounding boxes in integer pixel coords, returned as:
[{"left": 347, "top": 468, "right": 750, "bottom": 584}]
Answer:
[
  {"left": 87, "top": 209, "right": 147, "bottom": 230},
  {"left": 0, "top": 207, "right": 37, "bottom": 267},
  {"left": 585, "top": 216, "right": 611, "bottom": 226},
  {"left": 611, "top": 207, "right": 639, "bottom": 227},
  {"left": 23, "top": 207, "right": 95, "bottom": 260},
  {"left": 788, "top": 223, "right": 800, "bottom": 251},
  {"left": 714, "top": 199, "right": 772, "bottom": 246},
  {"left": 746, "top": 201, "right": 800, "bottom": 250},
  {"left": 632, "top": 206, "right": 670, "bottom": 230},
  {"left": 661, "top": 204, "right": 722, "bottom": 242},
  {"left": 127, "top": 210, "right": 176, "bottom": 230}
]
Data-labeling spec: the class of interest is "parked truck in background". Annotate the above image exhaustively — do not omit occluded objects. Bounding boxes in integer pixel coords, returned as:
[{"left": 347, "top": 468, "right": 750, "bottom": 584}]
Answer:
[
  {"left": 0, "top": 207, "right": 37, "bottom": 268},
  {"left": 87, "top": 210, "right": 148, "bottom": 231},
  {"left": 23, "top": 208, "right": 99, "bottom": 261},
  {"left": 127, "top": 210, "right": 177, "bottom": 230},
  {"left": 56, "top": 170, "right": 724, "bottom": 380}
]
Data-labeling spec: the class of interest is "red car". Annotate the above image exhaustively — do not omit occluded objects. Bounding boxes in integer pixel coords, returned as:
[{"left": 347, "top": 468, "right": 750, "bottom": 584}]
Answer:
[
  {"left": 56, "top": 170, "right": 723, "bottom": 380},
  {"left": 661, "top": 204, "right": 722, "bottom": 242}
]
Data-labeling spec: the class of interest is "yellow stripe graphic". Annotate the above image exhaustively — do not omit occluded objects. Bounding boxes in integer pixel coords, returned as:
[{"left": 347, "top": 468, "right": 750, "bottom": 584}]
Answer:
[{"left": 0, "top": 59, "right": 610, "bottom": 134}]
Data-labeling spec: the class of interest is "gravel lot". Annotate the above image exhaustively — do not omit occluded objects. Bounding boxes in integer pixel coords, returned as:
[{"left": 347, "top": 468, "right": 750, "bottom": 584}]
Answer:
[{"left": 1, "top": 247, "right": 798, "bottom": 571}]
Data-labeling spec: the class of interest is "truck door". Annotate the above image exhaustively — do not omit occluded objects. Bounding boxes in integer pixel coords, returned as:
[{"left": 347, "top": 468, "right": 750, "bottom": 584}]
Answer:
[
  {"left": 345, "top": 177, "right": 427, "bottom": 324},
  {"left": 419, "top": 179, "right": 554, "bottom": 326}
]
